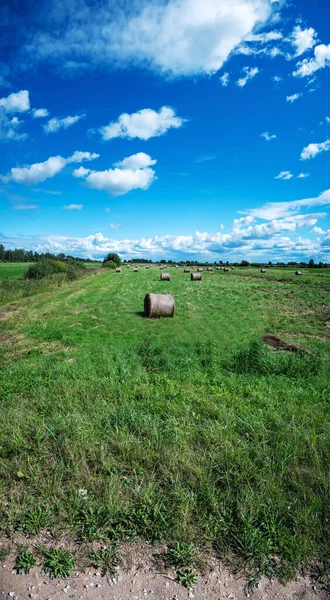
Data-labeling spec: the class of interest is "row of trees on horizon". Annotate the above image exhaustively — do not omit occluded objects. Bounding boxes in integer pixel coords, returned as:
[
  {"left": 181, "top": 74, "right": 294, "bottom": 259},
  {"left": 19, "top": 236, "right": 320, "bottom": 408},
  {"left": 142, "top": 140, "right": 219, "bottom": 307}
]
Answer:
[{"left": 0, "top": 245, "right": 328, "bottom": 269}]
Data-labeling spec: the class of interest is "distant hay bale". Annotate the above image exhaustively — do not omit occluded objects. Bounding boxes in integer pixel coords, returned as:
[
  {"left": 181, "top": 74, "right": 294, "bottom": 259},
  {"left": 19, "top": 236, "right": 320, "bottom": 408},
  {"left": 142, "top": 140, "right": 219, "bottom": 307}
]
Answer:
[
  {"left": 198, "top": 267, "right": 203, "bottom": 272},
  {"left": 115, "top": 268, "right": 122, "bottom": 273},
  {"left": 224, "top": 267, "right": 229, "bottom": 272},
  {"left": 260, "top": 269, "right": 266, "bottom": 273},
  {"left": 191, "top": 272, "right": 202, "bottom": 281},
  {"left": 175, "top": 265, "right": 179, "bottom": 268},
  {"left": 160, "top": 272, "right": 170, "bottom": 280},
  {"left": 146, "top": 266, "right": 149, "bottom": 269},
  {"left": 144, "top": 293, "right": 175, "bottom": 318},
  {"left": 216, "top": 267, "right": 220, "bottom": 270},
  {"left": 127, "top": 265, "right": 130, "bottom": 268},
  {"left": 133, "top": 268, "right": 138, "bottom": 272},
  {"left": 295, "top": 270, "right": 302, "bottom": 275},
  {"left": 207, "top": 267, "right": 213, "bottom": 271},
  {"left": 160, "top": 266, "right": 165, "bottom": 269},
  {"left": 184, "top": 268, "right": 190, "bottom": 273},
  {"left": 231, "top": 267, "right": 235, "bottom": 270}
]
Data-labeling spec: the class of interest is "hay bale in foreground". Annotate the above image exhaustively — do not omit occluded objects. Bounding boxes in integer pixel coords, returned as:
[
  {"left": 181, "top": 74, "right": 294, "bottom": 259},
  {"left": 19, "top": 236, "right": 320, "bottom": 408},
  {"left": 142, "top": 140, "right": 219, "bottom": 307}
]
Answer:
[
  {"left": 260, "top": 269, "right": 266, "bottom": 273},
  {"left": 184, "top": 268, "right": 190, "bottom": 273},
  {"left": 295, "top": 270, "right": 302, "bottom": 275},
  {"left": 115, "top": 268, "right": 122, "bottom": 273},
  {"left": 160, "top": 272, "right": 170, "bottom": 281},
  {"left": 133, "top": 268, "right": 138, "bottom": 272},
  {"left": 191, "top": 272, "right": 202, "bottom": 281},
  {"left": 144, "top": 293, "right": 175, "bottom": 318}
]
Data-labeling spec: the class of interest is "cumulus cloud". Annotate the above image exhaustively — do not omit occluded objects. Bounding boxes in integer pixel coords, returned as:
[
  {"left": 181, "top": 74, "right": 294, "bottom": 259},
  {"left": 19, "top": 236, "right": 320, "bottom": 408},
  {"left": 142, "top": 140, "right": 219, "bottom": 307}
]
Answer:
[
  {"left": 297, "top": 172, "right": 310, "bottom": 178},
  {"left": 0, "top": 90, "right": 30, "bottom": 113},
  {"left": 73, "top": 166, "right": 91, "bottom": 178},
  {"left": 1, "top": 151, "right": 99, "bottom": 185},
  {"left": 286, "top": 93, "right": 302, "bottom": 103},
  {"left": 261, "top": 131, "right": 276, "bottom": 141},
  {"left": 22, "top": 0, "right": 278, "bottom": 78},
  {"left": 293, "top": 43, "right": 330, "bottom": 78},
  {"left": 0, "top": 90, "right": 30, "bottom": 142},
  {"left": 44, "top": 114, "right": 85, "bottom": 133},
  {"left": 300, "top": 139, "right": 330, "bottom": 160},
  {"left": 275, "top": 171, "right": 294, "bottom": 180},
  {"left": 245, "top": 188, "right": 330, "bottom": 220},
  {"left": 63, "top": 204, "right": 83, "bottom": 210},
  {"left": 32, "top": 108, "right": 49, "bottom": 118},
  {"left": 237, "top": 66, "right": 259, "bottom": 87},
  {"left": 99, "top": 106, "right": 185, "bottom": 141},
  {"left": 219, "top": 72, "right": 230, "bottom": 86},
  {"left": 290, "top": 26, "right": 317, "bottom": 57},
  {"left": 76, "top": 152, "right": 157, "bottom": 197}
]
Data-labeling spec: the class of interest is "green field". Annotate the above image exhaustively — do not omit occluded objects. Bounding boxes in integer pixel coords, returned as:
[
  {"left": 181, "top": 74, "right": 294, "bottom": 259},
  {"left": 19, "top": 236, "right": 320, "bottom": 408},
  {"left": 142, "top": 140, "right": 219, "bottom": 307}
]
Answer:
[
  {"left": 0, "top": 262, "right": 31, "bottom": 280},
  {"left": 1, "top": 265, "right": 330, "bottom": 580}
]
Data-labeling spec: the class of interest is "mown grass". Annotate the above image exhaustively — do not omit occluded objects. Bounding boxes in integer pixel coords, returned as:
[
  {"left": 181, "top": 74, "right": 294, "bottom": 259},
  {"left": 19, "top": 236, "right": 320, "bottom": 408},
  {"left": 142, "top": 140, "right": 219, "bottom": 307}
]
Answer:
[
  {"left": 0, "top": 262, "right": 31, "bottom": 280},
  {"left": 0, "top": 266, "right": 330, "bottom": 581}
]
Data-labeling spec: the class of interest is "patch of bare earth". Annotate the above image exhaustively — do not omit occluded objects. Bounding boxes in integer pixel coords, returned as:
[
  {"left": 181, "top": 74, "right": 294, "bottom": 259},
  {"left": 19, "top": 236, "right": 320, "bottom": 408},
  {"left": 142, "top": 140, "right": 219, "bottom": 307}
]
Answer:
[{"left": 0, "top": 539, "right": 327, "bottom": 600}]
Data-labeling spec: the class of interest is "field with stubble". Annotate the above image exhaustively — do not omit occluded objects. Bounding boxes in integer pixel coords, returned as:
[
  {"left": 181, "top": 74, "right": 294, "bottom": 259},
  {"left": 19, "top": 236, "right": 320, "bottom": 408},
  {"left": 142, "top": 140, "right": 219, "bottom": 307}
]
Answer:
[{"left": 0, "top": 263, "right": 330, "bottom": 588}]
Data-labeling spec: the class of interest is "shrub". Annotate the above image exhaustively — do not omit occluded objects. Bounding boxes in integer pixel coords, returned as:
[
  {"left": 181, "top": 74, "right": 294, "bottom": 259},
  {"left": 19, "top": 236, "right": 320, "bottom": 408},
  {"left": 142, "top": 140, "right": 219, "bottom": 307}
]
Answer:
[
  {"left": 25, "top": 260, "right": 68, "bottom": 280},
  {"left": 102, "top": 260, "right": 117, "bottom": 270},
  {"left": 103, "top": 253, "right": 121, "bottom": 266}
]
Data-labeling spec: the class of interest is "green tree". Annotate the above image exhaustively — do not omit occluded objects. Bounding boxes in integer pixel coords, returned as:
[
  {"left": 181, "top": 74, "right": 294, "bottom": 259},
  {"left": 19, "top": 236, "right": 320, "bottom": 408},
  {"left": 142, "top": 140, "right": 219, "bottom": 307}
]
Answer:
[{"left": 103, "top": 253, "right": 121, "bottom": 266}]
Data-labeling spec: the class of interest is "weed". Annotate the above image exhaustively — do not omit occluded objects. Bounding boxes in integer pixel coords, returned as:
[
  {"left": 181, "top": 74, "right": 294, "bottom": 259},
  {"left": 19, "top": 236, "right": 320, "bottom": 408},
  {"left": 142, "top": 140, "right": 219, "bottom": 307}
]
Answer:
[
  {"left": 177, "top": 568, "right": 198, "bottom": 588},
  {"left": 42, "top": 548, "right": 75, "bottom": 579},
  {"left": 89, "top": 544, "right": 120, "bottom": 576},
  {"left": 20, "top": 506, "right": 49, "bottom": 535},
  {"left": 166, "top": 542, "right": 196, "bottom": 568},
  {"left": 0, "top": 544, "right": 11, "bottom": 561},
  {"left": 15, "top": 549, "right": 36, "bottom": 574}
]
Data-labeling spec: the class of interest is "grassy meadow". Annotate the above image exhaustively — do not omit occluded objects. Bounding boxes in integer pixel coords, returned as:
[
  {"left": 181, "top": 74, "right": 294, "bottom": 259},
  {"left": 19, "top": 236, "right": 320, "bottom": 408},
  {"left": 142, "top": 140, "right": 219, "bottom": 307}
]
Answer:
[{"left": 0, "top": 264, "right": 330, "bottom": 580}]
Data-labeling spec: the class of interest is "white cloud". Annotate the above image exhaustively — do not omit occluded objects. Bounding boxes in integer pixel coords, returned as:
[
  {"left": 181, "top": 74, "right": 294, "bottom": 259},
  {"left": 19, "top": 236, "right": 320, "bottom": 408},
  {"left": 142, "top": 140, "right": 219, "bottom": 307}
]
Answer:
[
  {"left": 44, "top": 114, "right": 85, "bottom": 133},
  {"left": 194, "top": 153, "right": 217, "bottom": 163},
  {"left": 32, "top": 108, "right": 50, "bottom": 118},
  {"left": 0, "top": 90, "right": 30, "bottom": 113},
  {"left": 73, "top": 166, "right": 91, "bottom": 178},
  {"left": 275, "top": 171, "right": 294, "bottom": 180},
  {"left": 272, "top": 75, "right": 282, "bottom": 82},
  {"left": 1, "top": 151, "right": 99, "bottom": 185},
  {"left": 219, "top": 72, "right": 230, "bottom": 86},
  {"left": 63, "top": 204, "right": 83, "bottom": 210},
  {"left": 297, "top": 172, "right": 310, "bottom": 178},
  {"left": 261, "top": 131, "right": 276, "bottom": 141},
  {"left": 76, "top": 152, "right": 157, "bottom": 197},
  {"left": 245, "top": 188, "right": 330, "bottom": 220},
  {"left": 110, "top": 223, "right": 122, "bottom": 229},
  {"left": 286, "top": 93, "right": 302, "bottom": 103},
  {"left": 0, "top": 115, "right": 27, "bottom": 142},
  {"left": 237, "top": 66, "right": 259, "bottom": 87},
  {"left": 301, "top": 139, "right": 330, "bottom": 160},
  {"left": 99, "top": 106, "right": 185, "bottom": 141},
  {"left": 326, "top": 116, "right": 330, "bottom": 124},
  {"left": 290, "top": 26, "right": 317, "bottom": 57},
  {"left": 23, "top": 0, "right": 277, "bottom": 78},
  {"left": 13, "top": 204, "right": 39, "bottom": 210},
  {"left": 245, "top": 30, "right": 282, "bottom": 43},
  {"left": 312, "top": 226, "right": 326, "bottom": 235},
  {"left": 293, "top": 43, "right": 330, "bottom": 78}
]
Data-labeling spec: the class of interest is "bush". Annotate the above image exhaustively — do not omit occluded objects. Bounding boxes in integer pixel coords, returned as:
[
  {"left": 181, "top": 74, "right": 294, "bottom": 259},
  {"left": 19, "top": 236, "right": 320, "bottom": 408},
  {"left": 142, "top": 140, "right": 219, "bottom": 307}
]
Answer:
[
  {"left": 25, "top": 260, "right": 82, "bottom": 280},
  {"left": 103, "top": 253, "right": 121, "bottom": 266},
  {"left": 102, "top": 260, "right": 117, "bottom": 270}
]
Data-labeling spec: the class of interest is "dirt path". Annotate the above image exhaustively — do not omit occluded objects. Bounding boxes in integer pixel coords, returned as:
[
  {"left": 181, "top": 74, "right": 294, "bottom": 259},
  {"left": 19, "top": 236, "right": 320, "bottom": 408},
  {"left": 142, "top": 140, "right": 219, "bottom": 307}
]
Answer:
[{"left": 0, "top": 540, "right": 327, "bottom": 600}]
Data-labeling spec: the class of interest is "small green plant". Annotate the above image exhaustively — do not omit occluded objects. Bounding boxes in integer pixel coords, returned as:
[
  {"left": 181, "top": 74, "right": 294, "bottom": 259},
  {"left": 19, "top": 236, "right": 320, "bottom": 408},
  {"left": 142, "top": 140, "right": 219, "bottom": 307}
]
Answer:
[
  {"left": 20, "top": 506, "right": 49, "bottom": 535},
  {"left": 167, "top": 542, "right": 196, "bottom": 568},
  {"left": 89, "top": 544, "right": 120, "bottom": 576},
  {"left": 15, "top": 550, "right": 36, "bottom": 574},
  {"left": 42, "top": 548, "right": 75, "bottom": 579},
  {"left": 0, "top": 544, "right": 11, "bottom": 561},
  {"left": 177, "top": 568, "right": 198, "bottom": 588}
]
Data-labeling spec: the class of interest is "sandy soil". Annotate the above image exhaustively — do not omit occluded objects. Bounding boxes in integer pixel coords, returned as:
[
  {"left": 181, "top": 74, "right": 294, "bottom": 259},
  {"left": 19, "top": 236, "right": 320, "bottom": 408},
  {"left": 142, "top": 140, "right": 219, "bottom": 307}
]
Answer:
[{"left": 0, "top": 539, "right": 327, "bottom": 600}]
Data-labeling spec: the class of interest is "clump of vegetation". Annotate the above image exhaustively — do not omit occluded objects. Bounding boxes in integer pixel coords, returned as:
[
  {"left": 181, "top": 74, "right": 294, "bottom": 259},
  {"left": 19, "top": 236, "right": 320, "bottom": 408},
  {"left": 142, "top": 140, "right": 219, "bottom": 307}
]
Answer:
[
  {"left": 89, "top": 544, "right": 120, "bottom": 576},
  {"left": 25, "top": 259, "right": 82, "bottom": 280},
  {"left": 102, "top": 260, "right": 118, "bottom": 270},
  {"left": 20, "top": 506, "right": 49, "bottom": 535},
  {"left": 0, "top": 544, "right": 11, "bottom": 561},
  {"left": 177, "top": 568, "right": 198, "bottom": 588},
  {"left": 102, "top": 252, "right": 121, "bottom": 269},
  {"left": 42, "top": 548, "right": 75, "bottom": 579},
  {"left": 15, "top": 548, "right": 36, "bottom": 574},
  {"left": 166, "top": 542, "right": 196, "bottom": 569}
]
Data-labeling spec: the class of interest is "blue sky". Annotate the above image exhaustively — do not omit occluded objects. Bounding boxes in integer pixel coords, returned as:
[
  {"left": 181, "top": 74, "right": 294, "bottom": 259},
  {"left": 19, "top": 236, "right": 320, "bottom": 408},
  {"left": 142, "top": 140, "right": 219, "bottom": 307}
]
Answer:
[{"left": 1, "top": 0, "right": 330, "bottom": 261}]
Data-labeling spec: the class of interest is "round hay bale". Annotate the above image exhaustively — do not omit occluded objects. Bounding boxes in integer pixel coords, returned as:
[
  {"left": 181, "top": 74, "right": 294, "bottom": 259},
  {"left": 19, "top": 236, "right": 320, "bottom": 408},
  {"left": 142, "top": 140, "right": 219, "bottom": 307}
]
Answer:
[
  {"left": 207, "top": 267, "right": 213, "bottom": 271},
  {"left": 260, "top": 269, "right": 266, "bottom": 273},
  {"left": 184, "top": 268, "right": 190, "bottom": 273},
  {"left": 231, "top": 267, "right": 235, "bottom": 270},
  {"left": 133, "top": 268, "right": 138, "bottom": 272},
  {"left": 295, "top": 270, "right": 302, "bottom": 275},
  {"left": 224, "top": 267, "right": 229, "bottom": 272},
  {"left": 175, "top": 265, "right": 179, "bottom": 268},
  {"left": 191, "top": 272, "right": 202, "bottom": 281},
  {"left": 198, "top": 267, "right": 203, "bottom": 272},
  {"left": 160, "top": 272, "right": 170, "bottom": 281},
  {"left": 146, "top": 266, "right": 149, "bottom": 269},
  {"left": 144, "top": 293, "right": 175, "bottom": 318},
  {"left": 115, "top": 268, "right": 122, "bottom": 273},
  {"left": 160, "top": 266, "right": 165, "bottom": 269}
]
